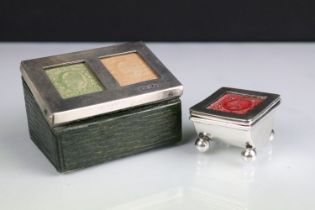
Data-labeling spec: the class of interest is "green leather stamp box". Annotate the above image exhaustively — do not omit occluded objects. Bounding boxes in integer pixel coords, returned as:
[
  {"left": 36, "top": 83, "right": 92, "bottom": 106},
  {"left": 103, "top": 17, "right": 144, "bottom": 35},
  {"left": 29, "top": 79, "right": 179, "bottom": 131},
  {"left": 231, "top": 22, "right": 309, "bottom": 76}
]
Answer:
[{"left": 20, "top": 42, "right": 183, "bottom": 172}]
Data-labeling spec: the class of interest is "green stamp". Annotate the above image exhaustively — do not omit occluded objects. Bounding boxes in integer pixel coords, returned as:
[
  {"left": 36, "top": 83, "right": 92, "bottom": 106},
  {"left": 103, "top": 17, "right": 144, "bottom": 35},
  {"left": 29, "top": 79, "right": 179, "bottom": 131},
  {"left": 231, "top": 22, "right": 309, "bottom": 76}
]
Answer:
[{"left": 45, "top": 63, "right": 104, "bottom": 99}]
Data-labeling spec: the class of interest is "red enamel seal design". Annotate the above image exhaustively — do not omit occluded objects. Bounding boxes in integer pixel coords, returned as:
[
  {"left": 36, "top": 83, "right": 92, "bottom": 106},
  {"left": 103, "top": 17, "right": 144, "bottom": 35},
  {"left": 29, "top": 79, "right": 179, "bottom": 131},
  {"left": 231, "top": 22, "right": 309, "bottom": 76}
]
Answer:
[{"left": 207, "top": 93, "right": 264, "bottom": 114}]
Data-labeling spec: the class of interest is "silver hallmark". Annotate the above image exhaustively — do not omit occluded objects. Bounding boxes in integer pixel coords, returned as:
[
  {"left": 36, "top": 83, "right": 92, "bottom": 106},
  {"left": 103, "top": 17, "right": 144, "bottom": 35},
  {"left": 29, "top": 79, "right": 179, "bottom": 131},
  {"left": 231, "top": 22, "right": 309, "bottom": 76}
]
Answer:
[{"left": 190, "top": 87, "right": 280, "bottom": 161}]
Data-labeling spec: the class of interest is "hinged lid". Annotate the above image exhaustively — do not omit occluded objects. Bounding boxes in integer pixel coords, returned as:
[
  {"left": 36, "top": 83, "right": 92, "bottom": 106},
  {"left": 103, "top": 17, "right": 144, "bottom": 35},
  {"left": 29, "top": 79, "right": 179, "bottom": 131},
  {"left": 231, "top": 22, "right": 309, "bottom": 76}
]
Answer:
[
  {"left": 190, "top": 87, "right": 280, "bottom": 126},
  {"left": 21, "top": 42, "right": 183, "bottom": 127}
]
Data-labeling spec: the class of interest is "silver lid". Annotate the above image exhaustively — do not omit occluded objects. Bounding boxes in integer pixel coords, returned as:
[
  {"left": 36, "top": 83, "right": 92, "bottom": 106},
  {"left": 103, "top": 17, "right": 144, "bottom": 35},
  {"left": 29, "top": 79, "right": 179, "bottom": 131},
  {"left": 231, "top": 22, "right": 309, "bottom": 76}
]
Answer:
[
  {"left": 190, "top": 87, "right": 280, "bottom": 126},
  {"left": 21, "top": 42, "right": 183, "bottom": 127}
]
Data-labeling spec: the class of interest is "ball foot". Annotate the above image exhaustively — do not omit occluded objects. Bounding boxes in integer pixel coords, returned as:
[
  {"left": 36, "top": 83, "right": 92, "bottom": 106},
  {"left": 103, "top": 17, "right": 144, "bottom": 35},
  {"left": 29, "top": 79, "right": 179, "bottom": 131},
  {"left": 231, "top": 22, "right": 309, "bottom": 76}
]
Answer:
[
  {"left": 195, "top": 133, "right": 212, "bottom": 153},
  {"left": 241, "top": 144, "right": 257, "bottom": 161},
  {"left": 269, "top": 129, "right": 275, "bottom": 141}
]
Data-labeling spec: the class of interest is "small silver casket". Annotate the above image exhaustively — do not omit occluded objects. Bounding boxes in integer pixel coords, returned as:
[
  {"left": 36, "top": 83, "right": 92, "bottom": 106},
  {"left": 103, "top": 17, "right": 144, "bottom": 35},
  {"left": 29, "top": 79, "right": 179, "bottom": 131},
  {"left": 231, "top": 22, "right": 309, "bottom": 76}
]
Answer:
[{"left": 190, "top": 87, "right": 280, "bottom": 160}]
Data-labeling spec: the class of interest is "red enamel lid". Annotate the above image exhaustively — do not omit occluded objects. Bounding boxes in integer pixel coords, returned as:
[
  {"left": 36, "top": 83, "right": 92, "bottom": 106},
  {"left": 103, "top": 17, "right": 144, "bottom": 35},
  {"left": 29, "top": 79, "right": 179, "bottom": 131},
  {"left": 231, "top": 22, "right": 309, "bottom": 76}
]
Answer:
[
  {"left": 190, "top": 87, "right": 280, "bottom": 125},
  {"left": 207, "top": 93, "right": 264, "bottom": 115}
]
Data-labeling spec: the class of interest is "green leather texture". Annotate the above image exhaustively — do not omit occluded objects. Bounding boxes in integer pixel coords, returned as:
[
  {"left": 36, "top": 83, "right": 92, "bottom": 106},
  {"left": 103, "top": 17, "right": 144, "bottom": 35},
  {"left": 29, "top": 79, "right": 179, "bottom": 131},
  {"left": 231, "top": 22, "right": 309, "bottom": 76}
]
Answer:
[{"left": 23, "top": 80, "right": 182, "bottom": 172}]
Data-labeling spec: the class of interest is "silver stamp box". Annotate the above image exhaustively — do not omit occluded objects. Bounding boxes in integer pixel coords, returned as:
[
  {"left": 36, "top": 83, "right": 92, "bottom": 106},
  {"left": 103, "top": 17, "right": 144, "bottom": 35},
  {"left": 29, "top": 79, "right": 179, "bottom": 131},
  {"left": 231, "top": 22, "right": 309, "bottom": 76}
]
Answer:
[
  {"left": 21, "top": 42, "right": 183, "bottom": 172},
  {"left": 190, "top": 87, "right": 280, "bottom": 160}
]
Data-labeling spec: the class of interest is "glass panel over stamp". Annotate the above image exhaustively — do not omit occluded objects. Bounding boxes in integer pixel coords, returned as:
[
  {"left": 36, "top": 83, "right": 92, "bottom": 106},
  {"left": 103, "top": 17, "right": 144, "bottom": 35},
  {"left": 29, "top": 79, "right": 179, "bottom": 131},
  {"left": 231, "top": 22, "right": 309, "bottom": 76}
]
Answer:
[
  {"left": 207, "top": 93, "right": 265, "bottom": 115},
  {"left": 45, "top": 63, "right": 104, "bottom": 99},
  {"left": 100, "top": 53, "right": 159, "bottom": 86}
]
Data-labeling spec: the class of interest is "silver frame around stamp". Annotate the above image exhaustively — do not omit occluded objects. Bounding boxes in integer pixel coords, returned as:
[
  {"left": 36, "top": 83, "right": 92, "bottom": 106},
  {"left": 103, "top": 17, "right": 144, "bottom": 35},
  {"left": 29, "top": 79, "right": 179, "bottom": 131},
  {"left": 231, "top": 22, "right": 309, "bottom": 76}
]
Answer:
[
  {"left": 21, "top": 42, "right": 183, "bottom": 127},
  {"left": 190, "top": 87, "right": 280, "bottom": 126}
]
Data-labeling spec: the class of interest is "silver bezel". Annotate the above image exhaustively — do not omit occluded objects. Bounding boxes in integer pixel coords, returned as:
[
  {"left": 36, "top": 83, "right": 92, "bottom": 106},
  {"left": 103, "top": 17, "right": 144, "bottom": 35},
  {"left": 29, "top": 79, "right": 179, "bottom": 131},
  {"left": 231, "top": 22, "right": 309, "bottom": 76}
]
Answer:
[
  {"left": 190, "top": 87, "right": 280, "bottom": 126},
  {"left": 21, "top": 42, "right": 183, "bottom": 127}
]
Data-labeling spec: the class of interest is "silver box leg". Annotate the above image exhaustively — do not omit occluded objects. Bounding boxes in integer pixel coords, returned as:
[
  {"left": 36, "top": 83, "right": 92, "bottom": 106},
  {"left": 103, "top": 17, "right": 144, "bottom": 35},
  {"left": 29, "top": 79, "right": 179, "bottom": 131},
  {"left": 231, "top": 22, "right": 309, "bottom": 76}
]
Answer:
[{"left": 195, "top": 133, "right": 212, "bottom": 153}]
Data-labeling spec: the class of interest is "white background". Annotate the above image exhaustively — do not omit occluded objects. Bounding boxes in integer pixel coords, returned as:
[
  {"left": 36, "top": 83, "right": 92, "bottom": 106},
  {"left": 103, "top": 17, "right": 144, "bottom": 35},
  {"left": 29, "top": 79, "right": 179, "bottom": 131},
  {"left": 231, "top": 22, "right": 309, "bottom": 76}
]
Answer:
[{"left": 0, "top": 43, "right": 314, "bottom": 210}]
